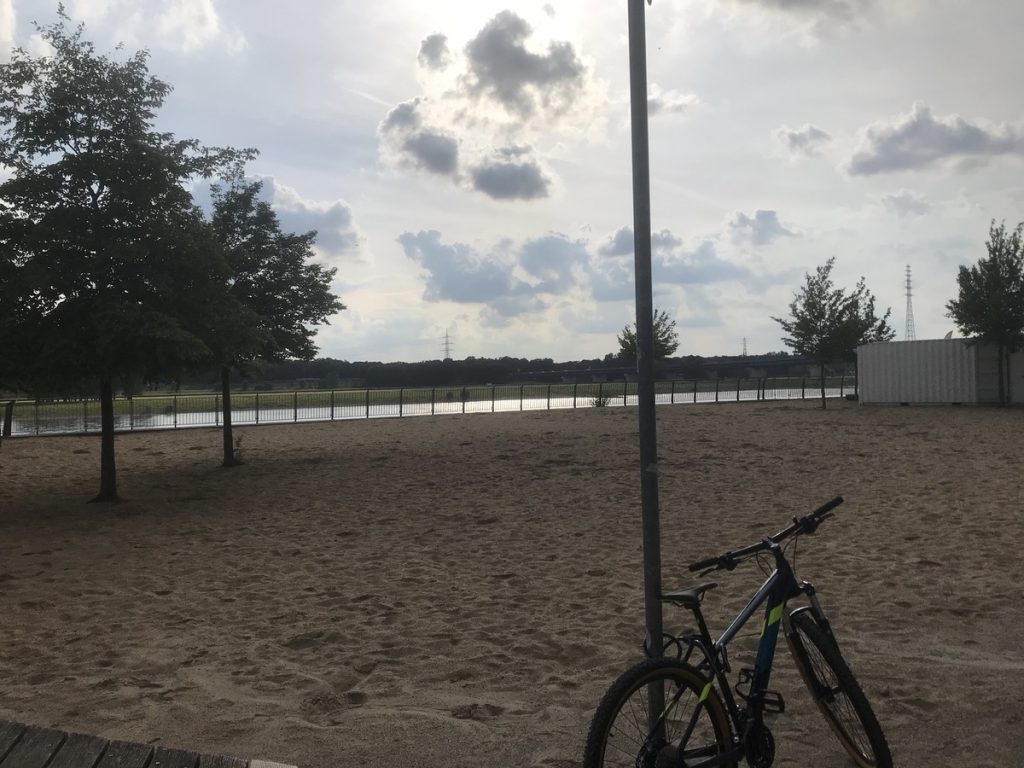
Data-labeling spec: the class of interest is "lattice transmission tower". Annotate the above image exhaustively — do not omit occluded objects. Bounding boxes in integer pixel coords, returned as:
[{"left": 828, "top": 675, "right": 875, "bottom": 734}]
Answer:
[
  {"left": 442, "top": 329, "right": 454, "bottom": 360},
  {"left": 904, "top": 265, "right": 916, "bottom": 341}
]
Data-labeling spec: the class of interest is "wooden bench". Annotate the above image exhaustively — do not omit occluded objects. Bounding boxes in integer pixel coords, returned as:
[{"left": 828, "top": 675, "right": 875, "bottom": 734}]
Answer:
[{"left": 0, "top": 721, "right": 296, "bottom": 768}]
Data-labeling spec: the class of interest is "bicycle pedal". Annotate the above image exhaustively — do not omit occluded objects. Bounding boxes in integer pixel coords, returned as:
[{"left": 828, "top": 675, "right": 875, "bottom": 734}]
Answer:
[{"left": 762, "top": 690, "right": 786, "bottom": 714}]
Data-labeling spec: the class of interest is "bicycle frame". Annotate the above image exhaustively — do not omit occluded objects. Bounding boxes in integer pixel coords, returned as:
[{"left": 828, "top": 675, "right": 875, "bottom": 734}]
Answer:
[{"left": 678, "top": 540, "right": 815, "bottom": 745}]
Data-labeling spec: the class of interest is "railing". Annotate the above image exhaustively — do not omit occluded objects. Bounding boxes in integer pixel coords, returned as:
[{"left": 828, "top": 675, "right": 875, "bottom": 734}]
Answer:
[{"left": 1, "top": 376, "right": 850, "bottom": 438}]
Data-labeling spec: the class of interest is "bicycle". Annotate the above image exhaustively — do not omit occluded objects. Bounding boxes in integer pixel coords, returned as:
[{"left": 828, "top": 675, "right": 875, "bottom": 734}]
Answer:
[{"left": 583, "top": 496, "right": 892, "bottom": 768}]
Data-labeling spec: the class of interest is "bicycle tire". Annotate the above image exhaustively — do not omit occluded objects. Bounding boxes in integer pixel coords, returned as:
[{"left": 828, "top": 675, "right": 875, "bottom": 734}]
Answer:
[
  {"left": 582, "top": 658, "right": 735, "bottom": 768},
  {"left": 786, "top": 610, "right": 892, "bottom": 768}
]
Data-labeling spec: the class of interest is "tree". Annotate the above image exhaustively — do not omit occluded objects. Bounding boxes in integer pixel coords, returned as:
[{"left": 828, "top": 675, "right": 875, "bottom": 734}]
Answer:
[
  {"left": 209, "top": 179, "right": 344, "bottom": 466},
  {"left": 618, "top": 309, "right": 680, "bottom": 360},
  {"left": 772, "top": 258, "right": 895, "bottom": 408},
  {"left": 0, "top": 13, "right": 251, "bottom": 500},
  {"left": 946, "top": 220, "right": 1024, "bottom": 405}
]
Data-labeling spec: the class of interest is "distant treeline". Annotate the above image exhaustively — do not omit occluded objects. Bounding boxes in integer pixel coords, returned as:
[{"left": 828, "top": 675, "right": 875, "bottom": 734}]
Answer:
[{"left": 172, "top": 351, "right": 812, "bottom": 391}]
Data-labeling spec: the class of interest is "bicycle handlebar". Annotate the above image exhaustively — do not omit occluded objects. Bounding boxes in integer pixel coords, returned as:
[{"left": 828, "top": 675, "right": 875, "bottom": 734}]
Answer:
[{"left": 687, "top": 496, "right": 844, "bottom": 573}]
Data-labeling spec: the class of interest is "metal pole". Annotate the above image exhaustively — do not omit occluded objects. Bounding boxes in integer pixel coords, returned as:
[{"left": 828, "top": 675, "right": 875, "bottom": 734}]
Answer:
[{"left": 628, "top": 0, "right": 664, "bottom": 683}]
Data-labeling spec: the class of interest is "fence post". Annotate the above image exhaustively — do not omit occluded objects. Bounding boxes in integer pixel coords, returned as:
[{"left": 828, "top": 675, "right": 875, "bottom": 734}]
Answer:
[
  {"left": 801, "top": 378, "right": 806, "bottom": 400},
  {"left": 693, "top": 379, "right": 698, "bottom": 404},
  {"left": 365, "top": 389, "right": 370, "bottom": 419},
  {"left": 462, "top": 388, "right": 467, "bottom": 415},
  {"left": 330, "top": 390, "right": 335, "bottom": 421},
  {"left": 598, "top": 382, "right": 603, "bottom": 406},
  {"left": 431, "top": 388, "right": 435, "bottom": 416},
  {"left": 840, "top": 375, "right": 845, "bottom": 397},
  {"left": 399, "top": 388, "right": 404, "bottom": 417},
  {"left": 173, "top": 395, "right": 178, "bottom": 428},
  {"left": 547, "top": 384, "right": 551, "bottom": 410},
  {"left": 36, "top": 401, "right": 41, "bottom": 435},
  {"left": 736, "top": 378, "right": 741, "bottom": 402},
  {"left": 83, "top": 399, "right": 88, "bottom": 433},
  {"left": 623, "top": 381, "right": 628, "bottom": 407},
  {"left": 2, "top": 400, "right": 13, "bottom": 437},
  {"left": 492, "top": 385, "right": 496, "bottom": 413},
  {"left": 519, "top": 384, "right": 524, "bottom": 411},
  {"left": 293, "top": 391, "right": 298, "bottom": 423},
  {"left": 215, "top": 394, "right": 220, "bottom": 426},
  {"left": 670, "top": 380, "right": 675, "bottom": 405},
  {"left": 573, "top": 383, "right": 577, "bottom": 408},
  {"left": 715, "top": 378, "right": 720, "bottom": 403}
]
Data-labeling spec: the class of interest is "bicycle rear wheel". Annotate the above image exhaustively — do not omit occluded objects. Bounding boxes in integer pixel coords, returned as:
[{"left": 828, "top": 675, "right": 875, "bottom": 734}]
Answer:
[
  {"left": 583, "top": 658, "right": 735, "bottom": 768},
  {"left": 786, "top": 610, "right": 892, "bottom": 768}
]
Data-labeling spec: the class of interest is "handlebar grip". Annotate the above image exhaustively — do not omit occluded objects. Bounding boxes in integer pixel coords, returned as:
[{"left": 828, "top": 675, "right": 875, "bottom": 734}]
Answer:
[
  {"left": 688, "top": 555, "right": 720, "bottom": 572},
  {"left": 812, "top": 495, "right": 844, "bottom": 518}
]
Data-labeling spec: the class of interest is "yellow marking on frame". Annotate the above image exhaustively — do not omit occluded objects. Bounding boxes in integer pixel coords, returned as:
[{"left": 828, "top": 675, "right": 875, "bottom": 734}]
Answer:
[
  {"left": 760, "top": 604, "right": 786, "bottom": 637},
  {"left": 698, "top": 682, "right": 713, "bottom": 703}
]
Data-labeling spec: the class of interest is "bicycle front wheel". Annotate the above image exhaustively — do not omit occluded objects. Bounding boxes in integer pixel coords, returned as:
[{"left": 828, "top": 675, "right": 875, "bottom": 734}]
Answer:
[
  {"left": 786, "top": 610, "right": 892, "bottom": 768},
  {"left": 582, "top": 658, "right": 735, "bottom": 768}
]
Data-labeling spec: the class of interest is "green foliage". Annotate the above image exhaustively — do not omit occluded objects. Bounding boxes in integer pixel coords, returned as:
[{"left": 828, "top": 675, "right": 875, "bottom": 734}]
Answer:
[
  {"left": 772, "top": 258, "right": 894, "bottom": 407},
  {"left": 209, "top": 179, "right": 345, "bottom": 366},
  {"left": 946, "top": 220, "right": 1024, "bottom": 404},
  {"left": 617, "top": 309, "right": 680, "bottom": 360},
  {"left": 0, "top": 12, "right": 252, "bottom": 497}
]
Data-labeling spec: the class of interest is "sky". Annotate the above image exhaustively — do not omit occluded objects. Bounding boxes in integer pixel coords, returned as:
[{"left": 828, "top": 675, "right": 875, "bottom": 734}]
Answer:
[{"left": 3, "top": 0, "right": 1024, "bottom": 363}]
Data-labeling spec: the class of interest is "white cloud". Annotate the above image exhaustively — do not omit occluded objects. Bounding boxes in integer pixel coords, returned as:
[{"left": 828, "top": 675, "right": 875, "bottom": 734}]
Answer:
[
  {"left": 881, "top": 190, "right": 930, "bottom": 217},
  {"left": 65, "top": 0, "right": 245, "bottom": 53},
  {"left": 0, "top": 0, "right": 14, "bottom": 62},
  {"left": 730, "top": 210, "right": 796, "bottom": 246},
  {"left": 648, "top": 84, "right": 699, "bottom": 118},
  {"left": 776, "top": 124, "right": 832, "bottom": 156},
  {"left": 848, "top": 103, "right": 1024, "bottom": 175}
]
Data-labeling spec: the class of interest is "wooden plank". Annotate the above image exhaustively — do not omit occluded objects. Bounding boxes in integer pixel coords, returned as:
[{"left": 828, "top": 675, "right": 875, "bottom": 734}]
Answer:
[
  {"left": 45, "top": 732, "right": 108, "bottom": 768},
  {"left": 150, "top": 747, "right": 199, "bottom": 768},
  {"left": 0, "top": 722, "right": 26, "bottom": 762},
  {"left": 196, "top": 756, "right": 246, "bottom": 768},
  {"left": 94, "top": 740, "right": 153, "bottom": 768},
  {"left": 0, "top": 725, "right": 64, "bottom": 768}
]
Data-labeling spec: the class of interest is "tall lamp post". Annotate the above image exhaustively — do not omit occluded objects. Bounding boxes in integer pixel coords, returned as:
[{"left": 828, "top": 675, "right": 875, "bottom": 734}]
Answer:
[{"left": 627, "top": 0, "right": 664, "bottom": 671}]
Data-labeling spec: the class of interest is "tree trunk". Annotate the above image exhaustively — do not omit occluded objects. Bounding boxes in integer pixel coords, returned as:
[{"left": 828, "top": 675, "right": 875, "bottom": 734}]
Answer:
[
  {"left": 819, "top": 362, "right": 827, "bottom": 409},
  {"left": 996, "top": 345, "right": 1006, "bottom": 405},
  {"left": 221, "top": 365, "right": 240, "bottom": 467},
  {"left": 91, "top": 376, "right": 119, "bottom": 502}
]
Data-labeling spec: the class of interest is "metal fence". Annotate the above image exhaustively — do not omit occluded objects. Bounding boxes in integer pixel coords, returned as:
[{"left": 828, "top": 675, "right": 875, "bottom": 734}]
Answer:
[{"left": 1, "top": 376, "right": 850, "bottom": 438}]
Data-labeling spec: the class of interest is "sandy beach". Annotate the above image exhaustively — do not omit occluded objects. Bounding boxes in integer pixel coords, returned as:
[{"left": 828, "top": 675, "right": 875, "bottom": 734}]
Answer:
[{"left": 1, "top": 400, "right": 1022, "bottom": 767}]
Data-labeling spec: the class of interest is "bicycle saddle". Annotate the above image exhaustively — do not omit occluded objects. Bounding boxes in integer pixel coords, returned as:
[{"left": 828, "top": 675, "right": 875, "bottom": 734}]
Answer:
[{"left": 661, "top": 582, "right": 717, "bottom": 609}]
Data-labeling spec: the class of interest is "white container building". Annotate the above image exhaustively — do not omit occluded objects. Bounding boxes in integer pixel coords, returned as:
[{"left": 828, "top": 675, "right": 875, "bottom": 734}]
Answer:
[{"left": 857, "top": 338, "right": 1024, "bottom": 405}]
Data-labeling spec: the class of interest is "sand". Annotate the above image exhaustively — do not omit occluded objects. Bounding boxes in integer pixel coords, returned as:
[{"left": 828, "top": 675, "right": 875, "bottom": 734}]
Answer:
[{"left": 0, "top": 400, "right": 1022, "bottom": 767}]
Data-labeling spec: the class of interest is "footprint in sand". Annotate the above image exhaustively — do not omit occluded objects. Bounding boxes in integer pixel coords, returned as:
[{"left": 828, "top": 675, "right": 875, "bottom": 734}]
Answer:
[{"left": 450, "top": 703, "right": 505, "bottom": 720}]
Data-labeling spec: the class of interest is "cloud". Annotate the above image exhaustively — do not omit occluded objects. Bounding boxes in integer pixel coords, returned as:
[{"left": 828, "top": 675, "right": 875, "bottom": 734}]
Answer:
[
  {"left": 461, "top": 10, "right": 585, "bottom": 119},
  {"left": 403, "top": 131, "right": 459, "bottom": 175},
  {"left": 727, "top": 0, "right": 876, "bottom": 30},
  {"left": 399, "top": 230, "right": 526, "bottom": 304},
  {"left": 418, "top": 33, "right": 450, "bottom": 70},
  {"left": 776, "top": 124, "right": 832, "bottom": 156},
  {"left": 648, "top": 84, "right": 699, "bottom": 118},
  {"left": 378, "top": 98, "right": 460, "bottom": 177},
  {"left": 470, "top": 147, "right": 551, "bottom": 200},
  {"left": 66, "top": 0, "right": 246, "bottom": 53},
  {"left": 655, "top": 241, "right": 753, "bottom": 285},
  {"left": 881, "top": 190, "right": 929, "bottom": 217},
  {"left": 0, "top": 0, "right": 13, "bottom": 62},
  {"left": 399, "top": 229, "right": 587, "bottom": 315},
  {"left": 598, "top": 227, "right": 682, "bottom": 258},
  {"left": 258, "top": 178, "right": 360, "bottom": 263},
  {"left": 519, "top": 234, "right": 588, "bottom": 292},
  {"left": 848, "top": 103, "right": 1024, "bottom": 175},
  {"left": 729, "top": 210, "right": 795, "bottom": 246}
]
